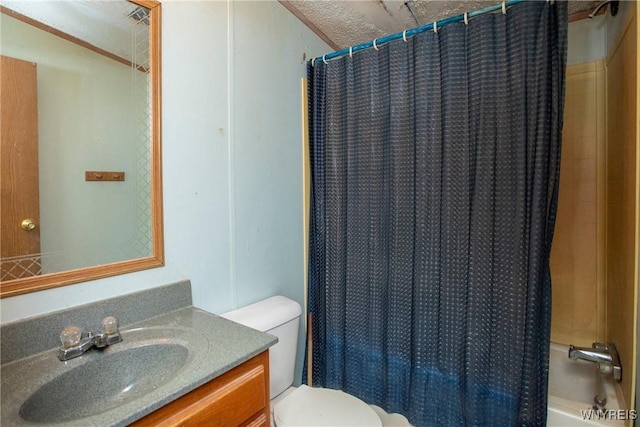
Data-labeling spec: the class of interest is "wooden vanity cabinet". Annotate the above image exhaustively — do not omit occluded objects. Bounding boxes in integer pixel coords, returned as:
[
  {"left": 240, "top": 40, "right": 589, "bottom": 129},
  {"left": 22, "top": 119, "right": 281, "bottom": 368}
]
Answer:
[{"left": 131, "top": 351, "right": 270, "bottom": 427}]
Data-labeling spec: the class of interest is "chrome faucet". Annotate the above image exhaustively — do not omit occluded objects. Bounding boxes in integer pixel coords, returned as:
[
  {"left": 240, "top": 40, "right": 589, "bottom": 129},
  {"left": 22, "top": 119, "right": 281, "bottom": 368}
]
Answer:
[
  {"left": 58, "top": 316, "right": 122, "bottom": 361},
  {"left": 568, "top": 342, "right": 622, "bottom": 381}
]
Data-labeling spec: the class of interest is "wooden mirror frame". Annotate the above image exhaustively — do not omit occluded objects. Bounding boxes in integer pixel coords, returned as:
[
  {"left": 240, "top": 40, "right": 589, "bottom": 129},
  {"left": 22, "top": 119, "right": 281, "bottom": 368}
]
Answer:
[{"left": 1, "top": 0, "right": 163, "bottom": 298}]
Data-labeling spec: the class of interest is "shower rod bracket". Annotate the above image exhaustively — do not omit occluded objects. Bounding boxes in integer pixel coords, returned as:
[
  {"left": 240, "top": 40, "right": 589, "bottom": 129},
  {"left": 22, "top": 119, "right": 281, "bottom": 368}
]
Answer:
[{"left": 610, "top": 1, "right": 619, "bottom": 17}]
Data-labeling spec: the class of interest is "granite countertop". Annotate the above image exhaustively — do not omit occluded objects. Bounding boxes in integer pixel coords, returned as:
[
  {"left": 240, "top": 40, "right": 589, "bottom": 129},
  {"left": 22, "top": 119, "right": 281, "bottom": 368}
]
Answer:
[{"left": 1, "top": 306, "right": 277, "bottom": 426}]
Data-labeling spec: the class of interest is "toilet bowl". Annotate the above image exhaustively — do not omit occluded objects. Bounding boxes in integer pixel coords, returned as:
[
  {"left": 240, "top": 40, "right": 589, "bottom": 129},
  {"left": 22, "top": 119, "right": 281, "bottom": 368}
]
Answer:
[
  {"left": 274, "top": 385, "right": 382, "bottom": 427},
  {"left": 221, "top": 296, "right": 384, "bottom": 427}
]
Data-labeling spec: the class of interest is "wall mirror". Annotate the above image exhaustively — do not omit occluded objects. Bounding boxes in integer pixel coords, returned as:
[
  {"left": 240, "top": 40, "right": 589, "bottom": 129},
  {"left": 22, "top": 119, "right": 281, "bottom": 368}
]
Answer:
[{"left": 0, "top": 0, "right": 163, "bottom": 298}]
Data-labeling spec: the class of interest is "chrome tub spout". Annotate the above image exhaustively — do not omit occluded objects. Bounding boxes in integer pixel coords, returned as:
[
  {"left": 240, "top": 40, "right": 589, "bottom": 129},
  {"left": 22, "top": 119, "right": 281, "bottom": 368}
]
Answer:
[{"left": 568, "top": 342, "right": 621, "bottom": 381}]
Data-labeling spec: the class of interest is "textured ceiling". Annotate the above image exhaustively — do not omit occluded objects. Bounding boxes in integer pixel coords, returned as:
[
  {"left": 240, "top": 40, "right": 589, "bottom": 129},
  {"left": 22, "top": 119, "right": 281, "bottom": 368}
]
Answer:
[{"left": 283, "top": 0, "right": 603, "bottom": 50}]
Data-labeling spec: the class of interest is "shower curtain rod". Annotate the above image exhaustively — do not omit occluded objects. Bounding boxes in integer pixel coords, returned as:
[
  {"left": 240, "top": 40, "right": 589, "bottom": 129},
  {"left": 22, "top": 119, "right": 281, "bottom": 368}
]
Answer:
[{"left": 311, "top": 0, "right": 534, "bottom": 65}]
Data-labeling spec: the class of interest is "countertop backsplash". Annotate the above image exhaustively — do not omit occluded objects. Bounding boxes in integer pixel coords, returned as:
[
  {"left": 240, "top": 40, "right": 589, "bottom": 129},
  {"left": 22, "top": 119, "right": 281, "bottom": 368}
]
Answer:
[{"left": 1, "top": 280, "right": 192, "bottom": 364}]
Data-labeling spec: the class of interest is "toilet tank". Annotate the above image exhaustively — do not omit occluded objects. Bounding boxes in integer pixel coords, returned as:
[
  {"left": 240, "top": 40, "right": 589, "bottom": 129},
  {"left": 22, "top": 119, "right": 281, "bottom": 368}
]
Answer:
[{"left": 221, "top": 296, "right": 302, "bottom": 398}]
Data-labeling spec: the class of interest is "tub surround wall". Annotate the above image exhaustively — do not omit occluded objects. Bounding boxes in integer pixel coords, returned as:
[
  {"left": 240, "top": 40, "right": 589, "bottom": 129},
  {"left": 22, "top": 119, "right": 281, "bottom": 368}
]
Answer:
[
  {"left": 605, "top": 1, "right": 638, "bottom": 412},
  {"left": 551, "top": 59, "right": 606, "bottom": 347},
  {"left": 550, "top": 11, "right": 609, "bottom": 347},
  {"left": 552, "top": 6, "right": 640, "bottom": 414},
  {"left": 635, "top": 0, "right": 640, "bottom": 419}
]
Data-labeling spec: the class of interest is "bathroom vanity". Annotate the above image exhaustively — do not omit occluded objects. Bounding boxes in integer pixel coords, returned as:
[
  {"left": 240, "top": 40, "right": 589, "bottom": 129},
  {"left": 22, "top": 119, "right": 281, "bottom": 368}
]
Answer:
[{"left": 0, "top": 281, "right": 277, "bottom": 426}]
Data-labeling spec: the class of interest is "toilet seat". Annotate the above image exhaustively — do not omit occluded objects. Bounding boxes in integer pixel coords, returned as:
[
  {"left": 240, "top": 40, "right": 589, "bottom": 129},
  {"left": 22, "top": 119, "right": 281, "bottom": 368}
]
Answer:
[{"left": 273, "top": 385, "right": 382, "bottom": 427}]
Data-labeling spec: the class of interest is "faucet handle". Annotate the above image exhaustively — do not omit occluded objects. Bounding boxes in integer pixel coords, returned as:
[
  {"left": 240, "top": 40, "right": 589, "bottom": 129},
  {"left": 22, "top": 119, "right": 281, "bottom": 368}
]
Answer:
[
  {"left": 101, "top": 316, "right": 123, "bottom": 346},
  {"left": 101, "top": 316, "right": 119, "bottom": 335},
  {"left": 60, "top": 326, "right": 83, "bottom": 349}
]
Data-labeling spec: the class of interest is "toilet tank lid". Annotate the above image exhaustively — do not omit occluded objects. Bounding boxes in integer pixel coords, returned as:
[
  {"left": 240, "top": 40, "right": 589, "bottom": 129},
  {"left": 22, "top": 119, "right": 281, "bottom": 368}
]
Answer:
[{"left": 220, "top": 296, "right": 302, "bottom": 332}]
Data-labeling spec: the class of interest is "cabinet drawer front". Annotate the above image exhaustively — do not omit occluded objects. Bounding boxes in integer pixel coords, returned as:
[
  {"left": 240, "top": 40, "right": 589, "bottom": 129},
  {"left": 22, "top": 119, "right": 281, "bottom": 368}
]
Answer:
[
  {"left": 131, "top": 351, "right": 269, "bottom": 427},
  {"left": 198, "top": 364, "right": 266, "bottom": 426}
]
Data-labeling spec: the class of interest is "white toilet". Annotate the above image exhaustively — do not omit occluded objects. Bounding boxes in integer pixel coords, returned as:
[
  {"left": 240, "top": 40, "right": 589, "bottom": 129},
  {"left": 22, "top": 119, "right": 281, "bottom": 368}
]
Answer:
[{"left": 221, "top": 295, "right": 387, "bottom": 427}]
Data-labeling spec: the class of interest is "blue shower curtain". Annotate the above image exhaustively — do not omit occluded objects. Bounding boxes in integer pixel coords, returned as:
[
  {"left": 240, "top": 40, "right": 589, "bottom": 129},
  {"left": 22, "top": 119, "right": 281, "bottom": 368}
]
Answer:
[{"left": 305, "top": 1, "right": 567, "bottom": 426}]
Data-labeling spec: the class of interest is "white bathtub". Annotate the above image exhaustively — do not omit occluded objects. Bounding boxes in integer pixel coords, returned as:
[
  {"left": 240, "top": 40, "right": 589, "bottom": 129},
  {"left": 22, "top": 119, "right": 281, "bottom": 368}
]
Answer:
[{"left": 547, "top": 343, "right": 626, "bottom": 426}]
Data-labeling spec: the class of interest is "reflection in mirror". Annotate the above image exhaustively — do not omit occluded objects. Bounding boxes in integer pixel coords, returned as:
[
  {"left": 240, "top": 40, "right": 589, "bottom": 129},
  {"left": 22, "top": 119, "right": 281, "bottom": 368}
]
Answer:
[{"left": 0, "top": 0, "right": 163, "bottom": 297}]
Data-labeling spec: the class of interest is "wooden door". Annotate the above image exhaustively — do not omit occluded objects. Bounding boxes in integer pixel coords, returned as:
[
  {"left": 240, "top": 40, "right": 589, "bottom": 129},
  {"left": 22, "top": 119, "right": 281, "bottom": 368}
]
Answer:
[{"left": 1, "top": 55, "right": 41, "bottom": 281}]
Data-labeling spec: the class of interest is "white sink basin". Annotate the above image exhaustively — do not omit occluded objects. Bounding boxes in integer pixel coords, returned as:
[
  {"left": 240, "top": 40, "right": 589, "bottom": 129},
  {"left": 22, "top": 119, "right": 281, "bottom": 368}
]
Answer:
[
  {"left": 1, "top": 324, "right": 209, "bottom": 426},
  {"left": 20, "top": 343, "right": 189, "bottom": 423}
]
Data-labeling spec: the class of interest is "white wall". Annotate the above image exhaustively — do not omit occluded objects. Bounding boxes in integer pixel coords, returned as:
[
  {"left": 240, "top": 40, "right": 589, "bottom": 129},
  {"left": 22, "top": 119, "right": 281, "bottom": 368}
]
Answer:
[
  {"left": 1, "top": 0, "right": 329, "bottom": 383},
  {"left": 567, "top": 14, "right": 606, "bottom": 65},
  {"left": 568, "top": 0, "right": 636, "bottom": 66}
]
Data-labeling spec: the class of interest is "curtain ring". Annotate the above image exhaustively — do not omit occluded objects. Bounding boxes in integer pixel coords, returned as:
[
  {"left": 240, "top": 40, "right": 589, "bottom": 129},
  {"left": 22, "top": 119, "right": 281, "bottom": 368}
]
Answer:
[
  {"left": 433, "top": 21, "right": 437, "bottom": 33},
  {"left": 502, "top": 1, "right": 506, "bottom": 14},
  {"left": 373, "top": 38, "right": 379, "bottom": 50},
  {"left": 349, "top": 46, "right": 353, "bottom": 58},
  {"left": 322, "top": 54, "right": 328, "bottom": 64},
  {"left": 311, "top": 57, "right": 316, "bottom": 67},
  {"left": 464, "top": 12, "right": 468, "bottom": 25},
  {"left": 402, "top": 30, "right": 408, "bottom": 42}
]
